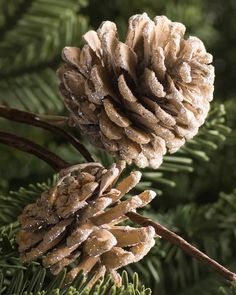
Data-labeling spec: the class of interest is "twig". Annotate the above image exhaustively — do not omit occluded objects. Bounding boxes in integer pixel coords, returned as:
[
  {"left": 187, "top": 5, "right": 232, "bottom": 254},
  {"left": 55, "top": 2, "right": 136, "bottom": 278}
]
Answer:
[
  {"left": 0, "top": 105, "right": 94, "bottom": 162},
  {"left": 37, "top": 114, "right": 68, "bottom": 126},
  {"left": 0, "top": 132, "right": 69, "bottom": 172},
  {"left": 126, "top": 211, "right": 236, "bottom": 282}
]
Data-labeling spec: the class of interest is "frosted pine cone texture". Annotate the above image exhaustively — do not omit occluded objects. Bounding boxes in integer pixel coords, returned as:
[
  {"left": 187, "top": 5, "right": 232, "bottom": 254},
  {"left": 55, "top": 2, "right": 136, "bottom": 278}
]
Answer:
[
  {"left": 17, "top": 161, "right": 156, "bottom": 285},
  {"left": 58, "top": 13, "right": 214, "bottom": 168}
]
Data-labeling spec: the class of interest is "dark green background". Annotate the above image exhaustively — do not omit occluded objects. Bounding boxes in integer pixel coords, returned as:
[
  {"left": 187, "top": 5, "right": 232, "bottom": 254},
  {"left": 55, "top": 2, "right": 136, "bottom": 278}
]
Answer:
[{"left": 0, "top": 1, "right": 236, "bottom": 294}]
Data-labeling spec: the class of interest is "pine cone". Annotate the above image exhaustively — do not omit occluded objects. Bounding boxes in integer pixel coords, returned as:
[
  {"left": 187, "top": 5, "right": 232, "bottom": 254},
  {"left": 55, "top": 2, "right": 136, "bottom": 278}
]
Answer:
[
  {"left": 17, "top": 161, "right": 156, "bottom": 285},
  {"left": 58, "top": 13, "right": 214, "bottom": 168}
]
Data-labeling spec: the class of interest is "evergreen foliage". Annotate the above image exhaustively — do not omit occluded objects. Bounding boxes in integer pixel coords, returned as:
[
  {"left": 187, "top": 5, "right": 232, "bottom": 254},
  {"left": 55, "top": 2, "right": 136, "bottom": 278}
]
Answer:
[
  {"left": 0, "top": 0, "right": 87, "bottom": 113},
  {"left": 0, "top": 182, "right": 236, "bottom": 294},
  {"left": 139, "top": 103, "right": 231, "bottom": 200},
  {"left": 0, "top": 0, "right": 236, "bottom": 294},
  {"left": 127, "top": 189, "right": 236, "bottom": 294},
  {"left": 0, "top": 265, "right": 151, "bottom": 295}
]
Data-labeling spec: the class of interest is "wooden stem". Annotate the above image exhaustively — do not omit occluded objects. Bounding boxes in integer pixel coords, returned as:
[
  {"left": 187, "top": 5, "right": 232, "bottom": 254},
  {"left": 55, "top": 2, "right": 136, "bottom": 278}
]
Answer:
[
  {"left": 0, "top": 132, "right": 69, "bottom": 172},
  {"left": 126, "top": 211, "right": 236, "bottom": 282},
  {"left": 0, "top": 105, "right": 94, "bottom": 162}
]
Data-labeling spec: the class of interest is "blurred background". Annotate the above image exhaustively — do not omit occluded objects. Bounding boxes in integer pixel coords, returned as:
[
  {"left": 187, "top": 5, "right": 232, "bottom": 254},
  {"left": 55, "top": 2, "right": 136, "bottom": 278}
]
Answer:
[{"left": 0, "top": 1, "right": 236, "bottom": 294}]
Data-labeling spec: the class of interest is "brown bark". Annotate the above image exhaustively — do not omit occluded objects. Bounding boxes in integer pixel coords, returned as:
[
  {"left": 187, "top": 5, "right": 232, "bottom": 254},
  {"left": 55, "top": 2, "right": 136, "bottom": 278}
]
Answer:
[
  {"left": 0, "top": 131, "right": 69, "bottom": 172},
  {"left": 0, "top": 105, "right": 94, "bottom": 162}
]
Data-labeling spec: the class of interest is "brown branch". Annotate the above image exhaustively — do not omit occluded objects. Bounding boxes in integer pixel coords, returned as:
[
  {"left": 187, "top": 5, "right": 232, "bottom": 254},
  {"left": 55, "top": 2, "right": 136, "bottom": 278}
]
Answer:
[
  {"left": 36, "top": 114, "right": 68, "bottom": 126},
  {"left": 0, "top": 132, "right": 69, "bottom": 172},
  {"left": 0, "top": 105, "right": 94, "bottom": 162},
  {"left": 126, "top": 211, "right": 236, "bottom": 282}
]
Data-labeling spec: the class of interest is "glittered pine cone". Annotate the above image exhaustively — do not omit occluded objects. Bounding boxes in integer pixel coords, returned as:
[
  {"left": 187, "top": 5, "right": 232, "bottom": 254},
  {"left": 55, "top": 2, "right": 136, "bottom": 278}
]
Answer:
[
  {"left": 16, "top": 161, "right": 156, "bottom": 285},
  {"left": 58, "top": 13, "right": 214, "bottom": 168}
]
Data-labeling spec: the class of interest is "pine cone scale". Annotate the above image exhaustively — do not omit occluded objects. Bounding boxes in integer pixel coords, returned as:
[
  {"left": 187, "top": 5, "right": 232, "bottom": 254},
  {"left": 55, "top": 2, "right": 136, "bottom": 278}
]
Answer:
[{"left": 103, "top": 98, "right": 131, "bottom": 128}]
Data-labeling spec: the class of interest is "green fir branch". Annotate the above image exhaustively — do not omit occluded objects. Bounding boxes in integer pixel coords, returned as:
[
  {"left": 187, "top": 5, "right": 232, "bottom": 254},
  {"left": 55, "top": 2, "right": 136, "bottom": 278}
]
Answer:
[
  {"left": 0, "top": 69, "right": 63, "bottom": 113},
  {"left": 127, "top": 189, "right": 236, "bottom": 294},
  {"left": 0, "top": 0, "right": 88, "bottom": 114},
  {"left": 219, "top": 282, "right": 236, "bottom": 295},
  {"left": 0, "top": 266, "right": 151, "bottom": 295},
  {"left": 0, "top": 177, "right": 55, "bottom": 226},
  {"left": 0, "top": 0, "right": 26, "bottom": 32},
  {"left": 135, "top": 103, "right": 231, "bottom": 195},
  {"left": 0, "top": 0, "right": 87, "bottom": 76}
]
